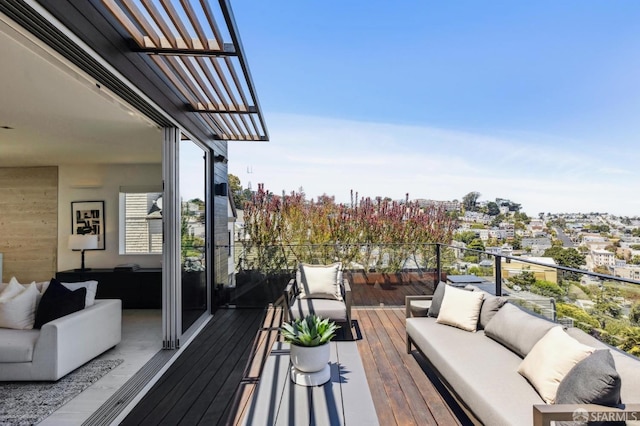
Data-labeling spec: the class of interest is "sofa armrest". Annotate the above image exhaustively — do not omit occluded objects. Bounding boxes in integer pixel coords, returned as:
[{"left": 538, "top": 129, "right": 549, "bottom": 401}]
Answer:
[
  {"left": 405, "top": 295, "right": 433, "bottom": 318},
  {"left": 533, "top": 403, "right": 640, "bottom": 426},
  {"left": 34, "top": 299, "right": 122, "bottom": 380}
]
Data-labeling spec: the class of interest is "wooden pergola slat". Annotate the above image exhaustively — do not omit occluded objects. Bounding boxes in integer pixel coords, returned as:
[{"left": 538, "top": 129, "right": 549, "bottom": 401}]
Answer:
[{"left": 102, "top": 0, "right": 268, "bottom": 141}]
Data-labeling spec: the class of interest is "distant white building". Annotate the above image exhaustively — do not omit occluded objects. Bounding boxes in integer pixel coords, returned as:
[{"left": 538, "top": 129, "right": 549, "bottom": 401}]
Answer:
[
  {"left": 613, "top": 264, "right": 640, "bottom": 281},
  {"left": 591, "top": 249, "right": 615, "bottom": 267},
  {"left": 499, "top": 222, "right": 515, "bottom": 238}
]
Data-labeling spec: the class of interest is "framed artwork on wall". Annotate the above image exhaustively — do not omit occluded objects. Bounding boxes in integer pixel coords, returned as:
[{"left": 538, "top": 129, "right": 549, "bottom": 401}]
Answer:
[{"left": 71, "top": 200, "right": 105, "bottom": 250}]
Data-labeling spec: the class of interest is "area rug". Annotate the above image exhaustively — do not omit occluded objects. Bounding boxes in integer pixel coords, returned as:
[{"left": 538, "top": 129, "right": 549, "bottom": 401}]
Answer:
[{"left": 0, "top": 358, "right": 123, "bottom": 426}]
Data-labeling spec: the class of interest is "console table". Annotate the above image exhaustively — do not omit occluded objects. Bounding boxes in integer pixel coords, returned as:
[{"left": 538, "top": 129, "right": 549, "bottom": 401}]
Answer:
[
  {"left": 55, "top": 268, "right": 162, "bottom": 309},
  {"left": 242, "top": 341, "right": 379, "bottom": 425}
]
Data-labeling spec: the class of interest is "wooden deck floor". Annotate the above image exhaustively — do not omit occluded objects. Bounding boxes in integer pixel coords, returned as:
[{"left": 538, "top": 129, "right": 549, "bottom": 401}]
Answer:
[
  {"left": 121, "top": 308, "right": 267, "bottom": 425},
  {"left": 230, "top": 307, "right": 468, "bottom": 426},
  {"left": 119, "top": 305, "right": 466, "bottom": 425}
]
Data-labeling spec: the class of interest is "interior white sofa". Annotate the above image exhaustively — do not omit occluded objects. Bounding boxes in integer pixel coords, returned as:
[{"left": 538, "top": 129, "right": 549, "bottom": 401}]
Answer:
[
  {"left": 406, "top": 283, "right": 640, "bottom": 426},
  {"left": 0, "top": 299, "right": 121, "bottom": 381}
]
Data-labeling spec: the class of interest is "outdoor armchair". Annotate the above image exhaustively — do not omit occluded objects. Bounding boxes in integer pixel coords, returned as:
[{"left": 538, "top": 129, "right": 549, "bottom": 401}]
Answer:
[{"left": 284, "top": 263, "right": 353, "bottom": 340}]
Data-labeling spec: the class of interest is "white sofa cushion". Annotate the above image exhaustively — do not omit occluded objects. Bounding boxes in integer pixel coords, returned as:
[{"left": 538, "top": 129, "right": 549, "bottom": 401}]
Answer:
[
  {"left": 0, "top": 282, "right": 39, "bottom": 330},
  {"left": 0, "top": 329, "right": 40, "bottom": 362},
  {"left": 0, "top": 278, "right": 26, "bottom": 299}
]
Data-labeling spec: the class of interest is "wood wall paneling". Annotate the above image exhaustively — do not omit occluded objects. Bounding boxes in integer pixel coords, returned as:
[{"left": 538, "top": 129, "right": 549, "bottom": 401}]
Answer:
[{"left": 0, "top": 167, "right": 58, "bottom": 282}]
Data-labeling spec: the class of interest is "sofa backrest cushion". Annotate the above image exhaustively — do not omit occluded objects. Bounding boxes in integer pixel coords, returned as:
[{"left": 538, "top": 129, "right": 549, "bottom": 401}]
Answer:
[
  {"left": 479, "top": 294, "right": 507, "bottom": 329},
  {"left": 427, "top": 281, "right": 447, "bottom": 318},
  {"left": 34, "top": 278, "right": 86, "bottom": 329},
  {"left": 484, "top": 302, "right": 556, "bottom": 358},
  {"left": 466, "top": 286, "right": 508, "bottom": 329},
  {"left": 436, "top": 285, "right": 485, "bottom": 332},
  {"left": 556, "top": 349, "right": 621, "bottom": 407}
]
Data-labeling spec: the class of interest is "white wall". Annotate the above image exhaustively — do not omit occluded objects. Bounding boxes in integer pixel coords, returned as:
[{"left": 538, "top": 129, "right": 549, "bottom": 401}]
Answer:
[{"left": 58, "top": 164, "right": 162, "bottom": 271}]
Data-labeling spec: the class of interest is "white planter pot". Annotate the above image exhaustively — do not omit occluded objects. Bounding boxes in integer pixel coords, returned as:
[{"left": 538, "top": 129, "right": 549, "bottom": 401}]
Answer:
[
  {"left": 290, "top": 342, "right": 330, "bottom": 373},
  {"left": 289, "top": 342, "right": 331, "bottom": 386}
]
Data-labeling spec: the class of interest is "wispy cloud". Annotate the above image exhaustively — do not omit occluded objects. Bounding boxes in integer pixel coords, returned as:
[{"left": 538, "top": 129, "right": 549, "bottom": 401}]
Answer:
[{"left": 229, "top": 113, "right": 638, "bottom": 216}]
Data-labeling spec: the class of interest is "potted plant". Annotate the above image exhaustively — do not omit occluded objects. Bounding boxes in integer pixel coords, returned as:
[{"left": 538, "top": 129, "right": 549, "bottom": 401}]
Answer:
[{"left": 281, "top": 315, "right": 339, "bottom": 386}]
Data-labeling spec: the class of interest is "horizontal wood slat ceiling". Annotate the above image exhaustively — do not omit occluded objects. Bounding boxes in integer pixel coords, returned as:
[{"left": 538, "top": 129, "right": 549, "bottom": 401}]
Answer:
[{"left": 103, "top": 0, "right": 268, "bottom": 141}]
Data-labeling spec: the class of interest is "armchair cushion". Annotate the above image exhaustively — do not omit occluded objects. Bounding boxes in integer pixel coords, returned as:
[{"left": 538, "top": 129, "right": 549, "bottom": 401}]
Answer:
[
  {"left": 288, "top": 298, "right": 348, "bottom": 322},
  {"left": 296, "top": 262, "right": 343, "bottom": 301}
]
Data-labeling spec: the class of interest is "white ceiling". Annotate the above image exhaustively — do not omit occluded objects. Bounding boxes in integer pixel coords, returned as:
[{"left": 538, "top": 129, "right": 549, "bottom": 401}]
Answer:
[{"left": 0, "top": 15, "right": 162, "bottom": 168}]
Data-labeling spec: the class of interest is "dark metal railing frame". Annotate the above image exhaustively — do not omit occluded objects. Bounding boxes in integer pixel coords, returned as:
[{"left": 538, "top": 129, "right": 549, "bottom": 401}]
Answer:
[
  {"left": 222, "top": 241, "right": 640, "bottom": 294},
  {"left": 433, "top": 242, "right": 640, "bottom": 298}
]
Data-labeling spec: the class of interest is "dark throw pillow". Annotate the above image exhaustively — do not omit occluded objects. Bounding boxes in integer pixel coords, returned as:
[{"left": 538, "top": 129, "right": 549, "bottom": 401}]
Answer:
[
  {"left": 34, "top": 278, "right": 86, "bottom": 329},
  {"left": 427, "top": 281, "right": 447, "bottom": 318},
  {"left": 556, "top": 349, "right": 621, "bottom": 406},
  {"left": 556, "top": 350, "right": 623, "bottom": 426}
]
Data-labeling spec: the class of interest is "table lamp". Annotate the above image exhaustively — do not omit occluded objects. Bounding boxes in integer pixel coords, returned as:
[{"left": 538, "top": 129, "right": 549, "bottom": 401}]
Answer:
[{"left": 68, "top": 234, "right": 99, "bottom": 271}]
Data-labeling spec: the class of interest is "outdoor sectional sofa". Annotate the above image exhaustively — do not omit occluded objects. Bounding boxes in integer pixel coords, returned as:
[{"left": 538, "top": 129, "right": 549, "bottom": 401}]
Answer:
[
  {"left": 406, "top": 283, "right": 640, "bottom": 426},
  {"left": 0, "top": 295, "right": 121, "bottom": 381}
]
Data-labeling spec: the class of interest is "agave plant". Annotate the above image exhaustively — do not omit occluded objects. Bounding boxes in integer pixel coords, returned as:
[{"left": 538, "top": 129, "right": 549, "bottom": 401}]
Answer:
[{"left": 281, "top": 315, "right": 339, "bottom": 347}]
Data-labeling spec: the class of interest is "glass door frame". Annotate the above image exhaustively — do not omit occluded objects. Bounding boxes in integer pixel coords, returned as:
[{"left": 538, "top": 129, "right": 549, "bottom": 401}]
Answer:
[{"left": 162, "top": 127, "right": 213, "bottom": 349}]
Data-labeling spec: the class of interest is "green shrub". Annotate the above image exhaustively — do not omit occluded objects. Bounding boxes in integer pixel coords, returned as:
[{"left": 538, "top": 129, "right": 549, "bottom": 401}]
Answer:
[
  {"left": 556, "top": 303, "right": 599, "bottom": 330},
  {"left": 281, "top": 315, "right": 339, "bottom": 347}
]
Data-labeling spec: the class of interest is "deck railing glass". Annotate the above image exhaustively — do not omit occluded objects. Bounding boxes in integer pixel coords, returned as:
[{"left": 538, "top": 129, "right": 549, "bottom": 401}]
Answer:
[{"left": 216, "top": 242, "right": 640, "bottom": 357}]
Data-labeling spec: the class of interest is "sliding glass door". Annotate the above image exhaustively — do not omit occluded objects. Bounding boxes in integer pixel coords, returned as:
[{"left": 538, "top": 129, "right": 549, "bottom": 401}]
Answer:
[{"left": 179, "top": 139, "right": 209, "bottom": 333}]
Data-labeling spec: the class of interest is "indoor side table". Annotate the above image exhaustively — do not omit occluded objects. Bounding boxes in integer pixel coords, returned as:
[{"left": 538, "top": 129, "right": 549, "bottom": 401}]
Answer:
[{"left": 242, "top": 341, "right": 379, "bottom": 425}]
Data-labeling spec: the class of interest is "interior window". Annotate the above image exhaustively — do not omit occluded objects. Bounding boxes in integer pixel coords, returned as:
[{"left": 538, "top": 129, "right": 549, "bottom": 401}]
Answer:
[{"left": 119, "top": 192, "right": 163, "bottom": 254}]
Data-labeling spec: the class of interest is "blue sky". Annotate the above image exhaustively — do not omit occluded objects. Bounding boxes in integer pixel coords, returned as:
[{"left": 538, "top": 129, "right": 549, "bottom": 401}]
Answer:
[{"left": 228, "top": 1, "right": 640, "bottom": 216}]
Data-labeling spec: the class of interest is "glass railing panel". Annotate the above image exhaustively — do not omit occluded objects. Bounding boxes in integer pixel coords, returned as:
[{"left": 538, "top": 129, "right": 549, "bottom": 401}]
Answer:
[
  {"left": 227, "top": 242, "right": 443, "bottom": 308},
  {"left": 223, "top": 240, "right": 640, "bottom": 356}
]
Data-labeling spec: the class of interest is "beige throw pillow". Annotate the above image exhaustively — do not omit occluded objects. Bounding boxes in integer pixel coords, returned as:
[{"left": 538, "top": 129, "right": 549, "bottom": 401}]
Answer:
[
  {"left": 436, "top": 285, "right": 485, "bottom": 332},
  {"left": 0, "top": 282, "right": 39, "bottom": 329},
  {"left": 0, "top": 278, "right": 26, "bottom": 301},
  {"left": 518, "top": 326, "right": 595, "bottom": 404},
  {"left": 296, "top": 262, "right": 343, "bottom": 301}
]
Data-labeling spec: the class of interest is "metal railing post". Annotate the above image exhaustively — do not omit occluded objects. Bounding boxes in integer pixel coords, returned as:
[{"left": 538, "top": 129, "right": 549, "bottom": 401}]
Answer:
[
  {"left": 494, "top": 254, "right": 502, "bottom": 296},
  {"left": 436, "top": 243, "right": 442, "bottom": 283}
]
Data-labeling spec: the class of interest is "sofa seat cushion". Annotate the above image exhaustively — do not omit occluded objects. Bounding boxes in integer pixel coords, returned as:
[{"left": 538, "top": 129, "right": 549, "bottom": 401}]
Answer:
[
  {"left": 407, "top": 317, "right": 543, "bottom": 426},
  {"left": 0, "top": 329, "right": 40, "bottom": 362},
  {"left": 289, "top": 298, "right": 347, "bottom": 322}
]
